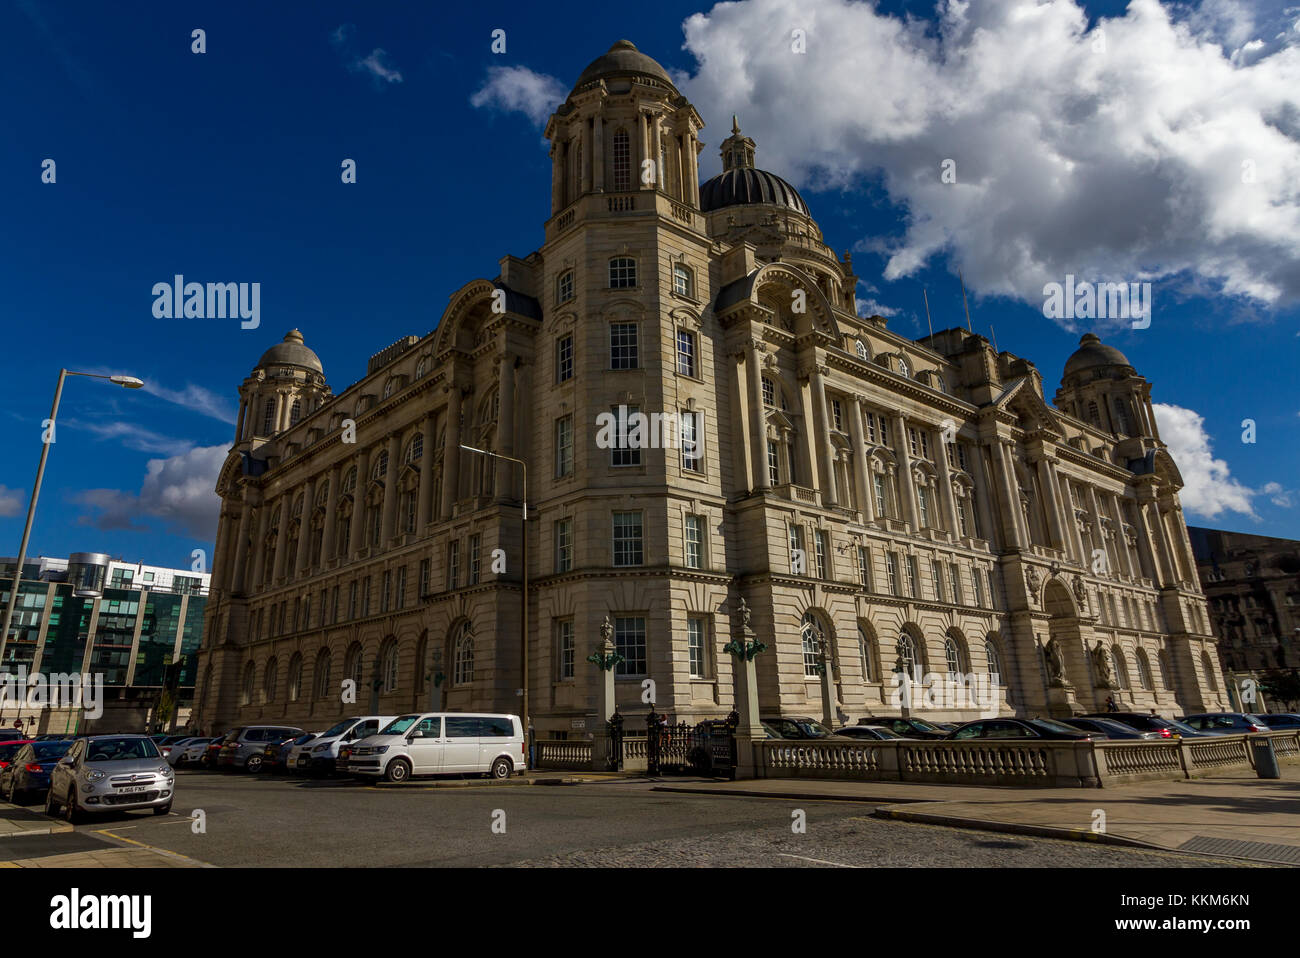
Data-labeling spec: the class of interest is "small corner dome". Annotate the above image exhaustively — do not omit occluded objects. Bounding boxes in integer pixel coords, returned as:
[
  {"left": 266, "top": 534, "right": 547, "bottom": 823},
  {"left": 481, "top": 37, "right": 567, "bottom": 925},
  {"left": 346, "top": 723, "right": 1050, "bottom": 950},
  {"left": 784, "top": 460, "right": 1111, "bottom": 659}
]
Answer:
[
  {"left": 1063, "top": 333, "right": 1133, "bottom": 377},
  {"left": 256, "top": 329, "right": 323, "bottom": 374},
  {"left": 574, "top": 40, "right": 675, "bottom": 90}
]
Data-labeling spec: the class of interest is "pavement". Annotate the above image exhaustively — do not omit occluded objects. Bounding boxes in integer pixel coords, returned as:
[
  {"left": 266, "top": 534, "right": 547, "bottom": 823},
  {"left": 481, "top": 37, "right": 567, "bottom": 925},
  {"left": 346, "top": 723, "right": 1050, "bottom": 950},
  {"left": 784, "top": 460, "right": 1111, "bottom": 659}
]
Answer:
[{"left": 653, "top": 765, "right": 1300, "bottom": 865}]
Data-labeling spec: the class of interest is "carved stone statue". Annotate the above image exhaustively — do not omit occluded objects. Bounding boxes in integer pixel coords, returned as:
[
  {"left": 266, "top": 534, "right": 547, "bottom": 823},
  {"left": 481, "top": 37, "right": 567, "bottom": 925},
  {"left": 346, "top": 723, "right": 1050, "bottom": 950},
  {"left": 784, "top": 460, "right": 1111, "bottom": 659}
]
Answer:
[
  {"left": 1025, "top": 566, "right": 1041, "bottom": 595},
  {"left": 1044, "top": 637, "right": 1067, "bottom": 686},
  {"left": 1092, "top": 639, "right": 1115, "bottom": 688},
  {"left": 599, "top": 614, "right": 613, "bottom": 647},
  {"left": 1072, "top": 576, "right": 1088, "bottom": 610},
  {"left": 737, "top": 597, "right": 753, "bottom": 635}
]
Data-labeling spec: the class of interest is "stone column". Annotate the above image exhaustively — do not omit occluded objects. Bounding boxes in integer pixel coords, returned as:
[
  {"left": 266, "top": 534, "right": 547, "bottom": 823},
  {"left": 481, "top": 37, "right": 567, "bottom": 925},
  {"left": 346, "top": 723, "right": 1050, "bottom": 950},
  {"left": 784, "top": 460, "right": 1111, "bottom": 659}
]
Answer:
[
  {"left": 1036, "top": 456, "right": 1067, "bottom": 550},
  {"left": 250, "top": 502, "right": 270, "bottom": 589},
  {"left": 589, "top": 616, "right": 618, "bottom": 773},
  {"left": 1059, "top": 473, "right": 1086, "bottom": 563},
  {"left": 442, "top": 387, "right": 462, "bottom": 519},
  {"left": 934, "top": 431, "right": 959, "bottom": 535},
  {"left": 893, "top": 417, "right": 918, "bottom": 531},
  {"left": 550, "top": 143, "right": 562, "bottom": 211},
  {"left": 732, "top": 352, "right": 754, "bottom": 492},
  {"left": 746, "top": 342, "right": 770, "bottom": 491},
  {"left": 992, "top": 441, "right": 1026, "bottom": 549},
  {"left": 417, "top": 414, "right": 435, "bottom": 530},
  {"left": 349, "top": 448, "right": 370, "bottom": 556},
  {"left": 580, "top": 123, "right": 591, "bottom": 195},
  {"left": 731, "top": 603, "right": 765, "bottom": 780},
  {"left": 496, "top": 356, "right": 516, "bottom": 501},
  {"left": 849, "top": 399, "right": 873, "bottom": 521},
  {"left": 231, "top": 504, "right": 251, "bottom": 594},
  {"left": 592, "top": 117, "right": 604, "bottom": 192},
  {"left": 294, "top": 477, "right": 315, "bottom": 578},
  {"left": 234, "top": 399, "right": 247, "bottom": 442},
  {"left": 809, "top": 366, "right": 837, "bottom": 506},
  {"left": 380, "top": 433, "right": 400, "bottom": 544},
  {"left": 635, "top": 113, "right": 647, "bottom": 189},
  {"left": 271, "top": 496, "right": 290, "bottom": 582},
  {"left": 320, "top": 466, "right": 338, "bottom": 562}
]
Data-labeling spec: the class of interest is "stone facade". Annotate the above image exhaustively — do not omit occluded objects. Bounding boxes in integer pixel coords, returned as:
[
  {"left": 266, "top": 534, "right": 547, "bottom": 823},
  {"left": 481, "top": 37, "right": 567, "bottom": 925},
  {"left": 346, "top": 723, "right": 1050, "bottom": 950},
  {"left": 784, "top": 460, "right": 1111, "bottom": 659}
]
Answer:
[{"left": 192, "top": 40, "right": 1227, "bottom": 739}]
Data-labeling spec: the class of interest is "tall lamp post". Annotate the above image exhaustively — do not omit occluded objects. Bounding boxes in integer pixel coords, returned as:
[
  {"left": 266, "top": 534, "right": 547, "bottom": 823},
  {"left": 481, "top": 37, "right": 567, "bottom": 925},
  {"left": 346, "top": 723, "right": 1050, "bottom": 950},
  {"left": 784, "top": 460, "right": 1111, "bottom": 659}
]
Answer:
[
  {"left": 459, "top": 444, "right": 530, "bottom": 759},
  {"left": 0, "top": 369, "right": 144, "bottom": 667}
]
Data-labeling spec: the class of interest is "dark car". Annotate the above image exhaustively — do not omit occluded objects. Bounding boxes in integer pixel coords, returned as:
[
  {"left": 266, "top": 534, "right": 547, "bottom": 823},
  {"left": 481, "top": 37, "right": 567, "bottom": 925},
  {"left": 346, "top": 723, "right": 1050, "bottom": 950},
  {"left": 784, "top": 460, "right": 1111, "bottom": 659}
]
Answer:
[
  {"left": 854, "top": 717, "right": 949, "bottom": 740},
  {"left": 0, "top": 740, "right": 72, "bottom": 803},
  {"left": 263, "top": 732, "right": 317, "bottom": 772},
  {"left": 1058, "top": 717, "right": 1160, "bottom": 740},
  {"left": 0, "top": 739, "right": 35, "bottom": 772},
  {"left": 947, "top": 718, "right": 1101, "bottom": 741},
  {"left": 1080, "top": 712, "right": 1204, "bottom": 739},
  {"left": 760, "top": 716, "right": 838, "bottom": 739},
  {"left": 1179, "top": 712, "right": 1271, "bottom": 734},
  {"left": 34, "top": 733, "right": 71, "bottom": 741},
  {"left": 1260, "top": 713, "right": 1300, "bottom": 729},
  {"left": 834, "top": 725, "right": 905, "bottom": 741},
  {"left": 201, "top": 733, "right": 233, "bottom": 768}
]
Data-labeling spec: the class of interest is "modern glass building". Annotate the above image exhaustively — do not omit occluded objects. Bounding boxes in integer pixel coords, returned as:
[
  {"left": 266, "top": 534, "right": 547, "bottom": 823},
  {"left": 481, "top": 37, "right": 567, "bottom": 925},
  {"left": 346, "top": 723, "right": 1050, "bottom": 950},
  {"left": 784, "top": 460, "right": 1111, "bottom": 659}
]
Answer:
[{"left": 0, "top": 554, "right": 210, "bottom": 735}]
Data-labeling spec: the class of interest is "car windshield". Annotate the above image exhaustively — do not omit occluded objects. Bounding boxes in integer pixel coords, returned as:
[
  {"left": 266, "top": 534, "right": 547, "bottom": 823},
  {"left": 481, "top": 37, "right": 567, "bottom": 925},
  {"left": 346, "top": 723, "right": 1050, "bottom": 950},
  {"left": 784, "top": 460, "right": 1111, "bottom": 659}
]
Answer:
[
  {"left": 1029, "top": 719, "right": 1083, "bottom": 734},
  {"left": 320, "top": 719, "right": 356, "bottom": 738},
  {"left": 32, "top": 743, "right": 72, "bottom": 761},
  {"left": 908, "top": 719, "right": 942, "bottom": 731},
  {"left": 0, "top": 743, "right": 27, "bottom": 761},
  {"left": 293, "top": 733, "right": 316, "bottom": 744},
  {"left": 796, "top": 721, "right": 833, "bottom": 737},
  {"left": 1245, "top": 714, "right": 1268, "bottom": 725},
  {"left": 381, "top": 716, "right": 421, "bottom": 735},
  {"left": 85, "top": 738, "right": 161, "bottom": 761},
  {"left": 865, "top": 726, "right": 899, "bottom": 738},
  {"left": 1164, "top": 719, "right": 1199, "bottom": 735}
]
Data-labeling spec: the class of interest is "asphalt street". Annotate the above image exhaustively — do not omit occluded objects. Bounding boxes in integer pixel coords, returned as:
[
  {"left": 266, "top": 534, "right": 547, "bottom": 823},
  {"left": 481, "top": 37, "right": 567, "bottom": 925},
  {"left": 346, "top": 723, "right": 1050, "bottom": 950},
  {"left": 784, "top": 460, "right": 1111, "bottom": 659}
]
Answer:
[{"left": 13, "top": 768, "right": 1255, "bottom": 868}]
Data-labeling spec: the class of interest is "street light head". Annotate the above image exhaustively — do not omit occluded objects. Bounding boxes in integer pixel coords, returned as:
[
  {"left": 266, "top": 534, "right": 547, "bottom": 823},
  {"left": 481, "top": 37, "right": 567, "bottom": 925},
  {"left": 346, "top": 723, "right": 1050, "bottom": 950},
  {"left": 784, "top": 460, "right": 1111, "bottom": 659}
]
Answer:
[{"left": 109, "top": 375, "right": 145, "bottom": 389}]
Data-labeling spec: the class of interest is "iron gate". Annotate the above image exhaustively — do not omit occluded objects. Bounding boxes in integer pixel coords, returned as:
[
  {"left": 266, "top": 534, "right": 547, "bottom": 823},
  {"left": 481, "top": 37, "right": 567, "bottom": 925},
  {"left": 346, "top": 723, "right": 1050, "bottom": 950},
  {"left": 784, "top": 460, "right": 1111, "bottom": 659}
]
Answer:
[{"left": 646, "top": 709, "right": 738, "bottom": 777}]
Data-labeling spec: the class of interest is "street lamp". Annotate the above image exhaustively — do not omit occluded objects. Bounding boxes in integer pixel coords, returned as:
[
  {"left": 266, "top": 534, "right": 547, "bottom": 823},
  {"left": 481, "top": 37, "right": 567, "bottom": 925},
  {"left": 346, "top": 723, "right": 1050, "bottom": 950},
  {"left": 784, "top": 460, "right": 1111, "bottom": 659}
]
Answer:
[
  {"left": 0, "top": 369, "right": 145, "bottom": 666},
  {"left": 458, "top": 444, "right": 530, "bottom": 754}
]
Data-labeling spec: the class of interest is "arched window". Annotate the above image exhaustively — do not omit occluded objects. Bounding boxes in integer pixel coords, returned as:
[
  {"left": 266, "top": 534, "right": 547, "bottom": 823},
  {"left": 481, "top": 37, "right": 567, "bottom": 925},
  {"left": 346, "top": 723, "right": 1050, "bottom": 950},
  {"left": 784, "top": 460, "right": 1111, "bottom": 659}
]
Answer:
[
  {"left": 1201, "top": 651, "right": 1218, "bottom": 691},
  {"left": 1135, "top": 649, "right": 1153, "bottom": 689},
  {"left": 383, "top": 379, "right": 396, "bottom": 399},
  {"left": 855, "top": 340, "right": 868, "bottom": 360},
  {"left": 405, "top": 434, "right": 423, "bottom": 463},
  {"left": 897, "top": 356, "right": 910, "bottom": 377},
  {"left": 341, "top": 466, "right": 357, "bottom": 496},
  {"left": 1157, "top": 650, "right": 1172, "bottom": 689},
  {"left": 263, "top": 657, "right": 278, "bottom": 703},
  {"left": 345, "top": 643, "right": 364, "bottom": 691},
  {"left": 262, "top": 399, "right": 275, "bottom": 435},
  {"left": 944, "top": 637, "right": 962, "bottom": 674},
  {"left": 1110, "top": 646, "right": 1130, "bottom": 689},
  {"left": 240, "top": 661, "right": 255, "bottom": 706},
  {"left": 289, "top": 400, "right": 302, "bottom": 426},
  {"left": 673, "top": 263, "right": 693, "bottom": 298},
  {"left": 453, "top": 623, "right": 474, "bottom": 686},
  {"left": 859, "top": 624, "right": 873, "bottom": 682},
  {"left": 985, "top": 639, "right": 1002, "bottom": 683},
  {"left": 314, "top": 649, "right": 332, "bottom": 700},
  {"left": 287, "top": 653, "right": 303, "bottom": 702},
  {"left": 1087, "top": 401, "right": 1100, "bottom": 425},
  {"left": 612, "top": 128, "right": 631, "bottom": 191},
  {"left": 897, "top": 632, "right": 918, "bottom": 676},
  {"left": 416, "top": 358, "right": 427, "bottom": 380},
  {"left": 609, "top": 257, "right": 637, "bottom": 289},
  {"left": 372, "top": 450, "right": 389, "bottom": 481},
  {"left": 381, "top": 639, "right": 400, "bottom": 693},
  {"left": 800, "top": 612, "right": 824, "bottom": 678}
]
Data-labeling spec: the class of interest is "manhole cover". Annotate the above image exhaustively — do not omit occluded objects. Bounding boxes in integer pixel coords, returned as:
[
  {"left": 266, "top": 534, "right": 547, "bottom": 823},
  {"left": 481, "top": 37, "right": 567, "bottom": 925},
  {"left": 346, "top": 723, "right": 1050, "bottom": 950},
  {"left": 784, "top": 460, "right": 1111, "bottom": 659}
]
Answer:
[{"left": 1178, "top": 835, "right": 1300, "bottom": 865}]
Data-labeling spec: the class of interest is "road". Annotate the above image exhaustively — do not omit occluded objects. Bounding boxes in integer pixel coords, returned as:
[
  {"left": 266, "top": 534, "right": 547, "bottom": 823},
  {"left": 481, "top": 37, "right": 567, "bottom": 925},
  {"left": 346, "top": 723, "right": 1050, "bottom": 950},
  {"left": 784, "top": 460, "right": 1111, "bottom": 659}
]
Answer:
[{"left": 7, "top": 768, "right": 1254, "bottom": 868}]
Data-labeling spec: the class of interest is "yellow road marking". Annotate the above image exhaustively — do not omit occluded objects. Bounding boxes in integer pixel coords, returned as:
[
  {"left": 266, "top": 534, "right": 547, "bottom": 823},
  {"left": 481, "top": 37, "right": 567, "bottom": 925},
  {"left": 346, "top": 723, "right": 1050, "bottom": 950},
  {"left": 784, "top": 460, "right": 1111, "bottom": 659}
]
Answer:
[{"left": 92, "top": 827, "right": 217, "bottom": 868}]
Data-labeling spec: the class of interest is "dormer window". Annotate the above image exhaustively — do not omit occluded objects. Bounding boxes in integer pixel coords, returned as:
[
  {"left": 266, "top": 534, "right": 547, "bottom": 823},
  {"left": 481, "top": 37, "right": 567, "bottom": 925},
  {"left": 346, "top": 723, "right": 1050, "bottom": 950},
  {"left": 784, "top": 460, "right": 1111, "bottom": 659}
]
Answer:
[
  {"left": 897, "top": 357, "right": 910, "bottom": 377},
  {"left": 383, "top": 379, "right": 396, "bottom": 399},
  {"left": 855, "top": 340, "right": 868, "bottom": 360},
  {"left": 415, "top": 358, "right": 427, "bottom": 380}
]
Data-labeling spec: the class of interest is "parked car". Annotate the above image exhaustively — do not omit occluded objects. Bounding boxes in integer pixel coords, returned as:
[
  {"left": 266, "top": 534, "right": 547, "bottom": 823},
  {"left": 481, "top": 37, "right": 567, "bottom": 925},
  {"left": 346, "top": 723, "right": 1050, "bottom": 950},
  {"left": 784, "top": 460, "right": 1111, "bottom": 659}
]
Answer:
[
  {"left": 342, "top": 713, "right": 525, "bottom": 783},
  {"left": 34, "top": 733, "right": 72, "bottom": 741},
  {"left": 1259, "top": 713, "right": 1300, "bottom": 729},
  {"left": 0, "top": 740, "right": 35, "bottom": 771},
  {"left": 1080, "top": 712, "right": 1204, "bottom": 739},
  {"left": 288, "top": 716, "right": 396, "bottom": 775},
  {"left": 44, "top": 735, "right": 175, "bottom": 823},
  {"left": 163, "top": 737, "right": 211, "bottom": 768},
  {"left": 1178, "top": 712, "right": 1271, "bottom": 734},
  {"left": 216, "top": 726, "right": 305, "bottom": 772},
  {"left": 1, "top": 740, "right": 73, "bottom": 803},
  {"left": 200, "top": 734, "right": 231, "bottom": 767},
  {"left": 1057, "top": 716, "right": 1161, "bottom": 740},
  {"left": 262, "top": 732, "right": 318, "bottom": 772},
  {"left": 759, "top": 717, "right": 839, "bottom": 739},
  {"left": 854, "top": 717, "right": 950, "bottom": 740},
  {"left": 834, "top": 725, "right": 905, "bottom": 741},
  {"left": 946, "top": 718, "right": 1101, "bottom": 741}
]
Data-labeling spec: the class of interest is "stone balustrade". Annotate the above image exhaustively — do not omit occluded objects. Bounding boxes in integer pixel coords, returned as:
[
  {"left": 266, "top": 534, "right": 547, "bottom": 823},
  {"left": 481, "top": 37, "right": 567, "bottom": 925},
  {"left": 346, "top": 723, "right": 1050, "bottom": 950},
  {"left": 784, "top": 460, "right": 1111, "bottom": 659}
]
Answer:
[{"left": 534, "top": 740, "right": 591, "bottom": 770}]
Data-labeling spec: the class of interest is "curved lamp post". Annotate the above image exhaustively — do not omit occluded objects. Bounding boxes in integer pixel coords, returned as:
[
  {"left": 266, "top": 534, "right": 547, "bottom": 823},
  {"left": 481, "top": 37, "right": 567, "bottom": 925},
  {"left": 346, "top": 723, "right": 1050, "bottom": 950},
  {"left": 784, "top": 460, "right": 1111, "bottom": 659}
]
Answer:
[{"left": 0, "top": 370, "right": 144, "bottom": 667}]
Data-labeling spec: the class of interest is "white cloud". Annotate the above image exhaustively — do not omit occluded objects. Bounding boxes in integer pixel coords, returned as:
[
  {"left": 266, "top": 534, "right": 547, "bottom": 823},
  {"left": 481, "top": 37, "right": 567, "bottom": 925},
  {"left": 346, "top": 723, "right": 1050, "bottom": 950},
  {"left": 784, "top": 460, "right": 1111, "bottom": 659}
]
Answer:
[
  {"left": 64, "top": 419, "right": 193, "bottom": 456},
  {"left": 677, "top": 0, "right": 1300, "bottom": 318},
  {"left": 1261, "top": 480, "right": 1294, "bottom": 508},
  {"left": 1152, "top": 402, "right": 1258, "bottom": 518},
  {"left": 470, "top": 66, "right": 566, "bottom": 126},
  {"left": 74, "top": 445, "right": 226, "bottom": 540},
  {"left": 351, "top": 49, "right": 402, "bottom": 84},
  {"left": 0, "top": 486, "right": 23, "bottom": 518},
  {"left": 79, "top": 368, "right": 237, "bottom": 424}
]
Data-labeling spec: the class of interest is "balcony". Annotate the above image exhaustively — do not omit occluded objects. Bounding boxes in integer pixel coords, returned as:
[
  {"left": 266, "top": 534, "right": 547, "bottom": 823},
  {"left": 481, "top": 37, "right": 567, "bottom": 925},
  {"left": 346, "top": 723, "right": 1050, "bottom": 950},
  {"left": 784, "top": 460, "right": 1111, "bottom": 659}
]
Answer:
[{"left": 545, "top": 191, "right": 705, "bottom": 243}]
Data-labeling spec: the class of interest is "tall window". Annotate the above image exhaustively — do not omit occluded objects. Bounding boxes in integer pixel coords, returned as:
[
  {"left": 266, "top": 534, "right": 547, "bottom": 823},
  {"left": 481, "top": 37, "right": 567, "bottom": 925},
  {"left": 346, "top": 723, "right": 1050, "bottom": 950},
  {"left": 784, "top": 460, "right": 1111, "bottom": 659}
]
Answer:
[
  {"left": 608, "top": 257, "right": 637, "bottom": 289},
  {"left": 610, "top": 405, "right": 642, "bottom": 467},
  {"left": 676, "top": 329, "right": 697, "bottom": 377},
  {"left": 555, "top": 415, "right": 574, "bottom": 478},
  {"left": 554, "top": 518, "right": 573, "bottom": 573},
  {"left": 761, "top": 376, "right": 776, "bottom": 408},
  {"left": 897, "top": 633, "right": 918, "bottom": 675},
  {"left": 932, "top": 560, "right": 946, "bottom": 602},
  {"left": 419, "top": 559, "right": 429, "bottom": 597},
  {"left": 801, "top": 612, "right": 822, "bottom": 677},
  {"left": 553, "top": 333, "right": 574, "bottom": 384},
  {"left": 685, "top": 514, "right": 703, "bottom": 570},
  {"left": 944, "top": 637, "right": 962, "bottom": 673},
  {"left": 673, "top": 263, "right": 693, "bottom": 298},
  {"left": 381, "top": 570, "right": 391, "bottom": 613},
  {"left": 788, "top": 524, "right": 806, "bottom": 575},
  {"left": 262, "top": 399, "right": 275, "bottom": 435},
  {"left": 556, "top": 270, "right": 574, "bottom": 304},
  {"left": 610, "top": 322, "right": 638, "bottom": 368},
  {"left": 905, "top": 556, "right": 919, "bottom": 597},
  {"left": 614, "top": 616, "right": 647, "bottom": 675},
  {"left": 814, "top": 530, "right": 829, "bottom": 580},
  {"left": 453, "top": 623, "right": 473, "bottom": 686},
  {"left": 382, "top": 640, "right": 399, "bottom": 693},
  {"left": 469, "top": 535, "right": 481, "bottom": 585},
  {"left": 556, "top": 619, "right": 575, "bottom": 680},
  {"left": 885, "top": 552, "right": 899, "bottom": 596},
  {"left": 314, "top": 649, "right": 331, "bottom": 700},
  {"left": 348, "top": 580, "right": 358, "bottom": 619},
  {"left": 687, "top": 617, "right": 706, "bottom": 678},
  {"left": 874, "top": 473, "right": 888, "bottom": 518},
  {"left": 447, "top": 540, "right": 460, "bottom": 590},
  {"left": 917, "top": 484, "right": 932, "bottom": 528},
  {"left": 973, "top": 567, "right": 985, "bottom": 607},
  {"left": 831, "top": 399, "right": 844, "bottom": 432},
  {"left": 612, "top": 128, "right": 631, "bottom": 191},
  {"left": 361, "top": 577, "right": 371, "bottom": 617},
  {"left": 857, "top": 546, "right": 871, "bottom": 589},
  {"left": 767, "top": 441, "right": 780, "bottom": 486},
  {"left": 985, "top": 640, "right": 1002, "bottom": 683},
  {"left": 859, "top": 625, "right": 874, "bottom": 681},
  {"left": 680, "top": 411, "right": 701, "bottom": 472},
  {"left": 950, "top": 563, "right": 963, "bottom": 605},
  {"left": 289, "top": 400, "right": 302, "bottom": 426},
  {"left": 612, "top": 511, "right": 644, "bottom": 567}
]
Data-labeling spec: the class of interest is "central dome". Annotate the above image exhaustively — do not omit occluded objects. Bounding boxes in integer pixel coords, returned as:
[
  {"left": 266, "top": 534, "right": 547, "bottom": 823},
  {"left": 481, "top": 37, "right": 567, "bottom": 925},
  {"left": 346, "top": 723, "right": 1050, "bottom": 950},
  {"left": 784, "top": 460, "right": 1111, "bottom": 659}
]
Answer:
[
  {"left": 1063, "top": 333, "right": 1133, "bottom": 377},
  {"left": 257, "top": 329, "right": 323, "bottom": 374},
  {"left": 574, "top": 40, "right": 674, "bottom": 89},
  {"left": 700, "top": 167, "right": 810, "bottom": 217}
]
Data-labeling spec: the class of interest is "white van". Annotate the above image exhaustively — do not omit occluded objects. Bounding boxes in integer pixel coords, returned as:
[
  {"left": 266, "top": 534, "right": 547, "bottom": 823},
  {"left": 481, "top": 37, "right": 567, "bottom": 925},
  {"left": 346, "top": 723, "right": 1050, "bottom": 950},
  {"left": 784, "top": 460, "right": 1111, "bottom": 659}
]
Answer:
[
  {"left": 342, "top": 712, "right": 526, "bottom": 782},
  {"left": 289, "top": 715, "right": 396, "bottom": 775}
]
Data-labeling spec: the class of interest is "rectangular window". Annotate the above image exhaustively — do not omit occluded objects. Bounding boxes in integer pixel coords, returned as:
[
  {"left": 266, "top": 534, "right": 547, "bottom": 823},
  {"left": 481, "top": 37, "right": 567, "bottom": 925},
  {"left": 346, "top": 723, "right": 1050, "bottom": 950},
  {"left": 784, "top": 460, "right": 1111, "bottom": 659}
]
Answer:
[
  {"left": 557, "top": 619, "right": 575, "bottom": 680},
  {"left": 973, "top": 567, "right": 985, "bottom": 607},
  {"left": 932, "top": 560, "right": 946, "bottom": 602},
  {"left": 680, "top": 411, "right": 701, "bottom": 473},
  {"left": 949, "top": 563, "right": 963, "bottom": 604},
  {"left": 555, "top": 415, "right": 574, "bottom": 478},
  {"left": 612, "top": 511, "right": 644, "bottom": 567},
  {"left": 396, "top": 566, "right": 406, "bottom": 610},
  {"left": 348, "top": 581, "right": 358, "bottom": 619},
  {"left": 767, "top": 441, "right": 780, "bottom": 485},
  {"left": 614, "top": 616, "right": 647, "bottom": 676},
  {"left": 556, "top": 334, "right": 574, "bottom": 383},
  {"left": 857, "top": 545, "right": 871, "bottom": 589},
  {"left": 865, "top": 411, "right": 879, "bottom": 444},
  {"left": 905, "top": 556, "right": 919, "bottom": 598},
  {"left": 447, "top": 541, "right": 460, "bottom": 590},
  {"left": 381, "top": 571, "right": 391, "bottom": 613},
  {"left": 610, "top": 405, "right": 642, "bottom": 467},
  {"left": 886, "top": 552, "right": 899, "bottom": 596},
  {"left": 610, "top": 322, "right": 638, "bottom": 368},
  {"left": 831, "top": 399, "right": 844, "bottom": 432},
  {"left": 361, "top": 577, "right": 371, "bottom": 617},
  {"left": 469, "top": 535, "right": 481, "bottom": 585},
  {"left": 609, "top": 257, "right": 637, "bottom": 289},
  {"left": 676, "top": 329, "right": 697, "bottom": 377},
  {"left": 419, "top": 559, "right": 430, "bottom": 598},
  {"left": 554, "top": 518, "right": 573, "bottom": 573},
  {"left": 789, "top": 524, "right": 806, "bottom": 575},
  {"left": 331, "top": 585, "right": 339, "bottom": 624},
  {"left": 874, "top": 474, "right": 888, "bottom": 518},
  {"left": 685, "top": 514, "right": 703, "bottom": 570},
  {"left": 917, "top": 486, "right": 931, "bottom": 528},
  {"left": 986, "top": 570, "right": 996, "bottom": 610},
  {"left": 556, "top": 271, "right": 573, "bottom": 305},
  {"left": 815, "top": 530, "right": 829, "bottom": 580},
  {"left": 318, "top": 590, "right": 327, "bottom": 627},
  {"left": 687, "top": 617, "right": 707, "bottom": 678}
]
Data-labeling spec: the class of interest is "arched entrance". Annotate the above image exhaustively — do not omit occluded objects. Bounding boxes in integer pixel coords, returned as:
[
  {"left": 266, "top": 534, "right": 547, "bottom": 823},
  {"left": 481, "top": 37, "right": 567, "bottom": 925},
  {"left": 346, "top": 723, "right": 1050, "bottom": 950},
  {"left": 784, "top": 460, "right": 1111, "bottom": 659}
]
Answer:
[{"left": 1041, "top": 578, "right": 1099, "bottom": 716}]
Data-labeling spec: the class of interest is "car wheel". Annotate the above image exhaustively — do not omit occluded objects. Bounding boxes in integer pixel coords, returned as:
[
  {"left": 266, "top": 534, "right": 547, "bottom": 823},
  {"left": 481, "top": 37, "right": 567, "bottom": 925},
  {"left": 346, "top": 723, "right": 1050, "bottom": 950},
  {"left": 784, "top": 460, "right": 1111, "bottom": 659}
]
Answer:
[
  {"left": 45, "top": 784, "right": 59, "bottom": 816},
  {"left": 4, "top": 777, "right": 16, "bottom": 804},
  {"left": 153, "top": 801, "right": 172, "bottom": 816},
  {"left": 245, "top": 755, "right": 263, "bottom": 773},
  {"left": 384, "top": 759, "right": 411, "bottom": 784},
  {"left": 63, "top": 787, "right": 84, "bottom": 825},
  {"left": 490, "top": 757, "right": 512, "bottom": 780}
]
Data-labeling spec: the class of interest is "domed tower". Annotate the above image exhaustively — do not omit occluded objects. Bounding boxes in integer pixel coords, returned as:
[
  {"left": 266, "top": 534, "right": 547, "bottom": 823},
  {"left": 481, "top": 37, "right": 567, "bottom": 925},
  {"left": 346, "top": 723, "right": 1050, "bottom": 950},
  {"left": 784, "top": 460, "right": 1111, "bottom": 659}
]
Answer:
[
  {"left": 235, "top": 329, "right": 330, "bottom": 444},
  {"left": 1055, "top": 333, "right": 1160, "bottom": 459}
]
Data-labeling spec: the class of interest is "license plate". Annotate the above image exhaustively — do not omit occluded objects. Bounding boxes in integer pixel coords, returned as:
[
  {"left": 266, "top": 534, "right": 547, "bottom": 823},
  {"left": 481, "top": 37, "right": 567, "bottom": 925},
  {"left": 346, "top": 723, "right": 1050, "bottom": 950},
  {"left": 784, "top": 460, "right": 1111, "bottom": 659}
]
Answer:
[
  {"left": 117, "top": 785, "right": 149, "bottom": 793},
  {"left": 297, "top": 756, "right": 310, "bottom": 766}
]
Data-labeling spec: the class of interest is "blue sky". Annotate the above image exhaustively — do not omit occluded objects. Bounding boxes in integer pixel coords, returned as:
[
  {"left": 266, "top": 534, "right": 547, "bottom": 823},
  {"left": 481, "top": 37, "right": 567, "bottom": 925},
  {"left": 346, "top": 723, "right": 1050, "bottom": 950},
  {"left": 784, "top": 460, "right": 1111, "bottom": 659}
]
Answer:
[{"left": 1, "top": 0, "right": 1297, "bottom": 570}]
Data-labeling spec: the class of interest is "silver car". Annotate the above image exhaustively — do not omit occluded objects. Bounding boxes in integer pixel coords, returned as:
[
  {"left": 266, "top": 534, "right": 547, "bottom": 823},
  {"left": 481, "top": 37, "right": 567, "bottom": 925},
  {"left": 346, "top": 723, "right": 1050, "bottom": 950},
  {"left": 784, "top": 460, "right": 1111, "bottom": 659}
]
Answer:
[{"left": 45, "top": 734, "right": 175, "bottom": 823}]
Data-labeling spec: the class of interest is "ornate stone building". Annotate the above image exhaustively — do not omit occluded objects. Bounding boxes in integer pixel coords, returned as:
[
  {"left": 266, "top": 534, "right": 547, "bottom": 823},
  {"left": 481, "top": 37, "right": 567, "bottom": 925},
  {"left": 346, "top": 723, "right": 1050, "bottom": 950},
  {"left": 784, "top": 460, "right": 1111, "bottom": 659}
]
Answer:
[{"left": 192, "top": 40, "right": 1226, "bottom": 738}]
